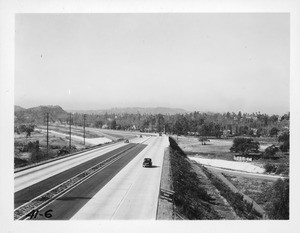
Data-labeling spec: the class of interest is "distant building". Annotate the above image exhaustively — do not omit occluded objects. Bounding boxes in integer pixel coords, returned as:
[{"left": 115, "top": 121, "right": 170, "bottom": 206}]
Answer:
[
  {"left": 250, "top": 128, "right": 258, "bottom": 136},
  {"left": 222, "top": 129, "right": 231, "bottom": 138},
  {"left": 233, "top": 155, "right": 253, "bottom": 162}
]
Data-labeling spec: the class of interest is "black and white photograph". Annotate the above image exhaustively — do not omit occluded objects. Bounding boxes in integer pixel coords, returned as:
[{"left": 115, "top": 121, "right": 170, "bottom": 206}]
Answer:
[{"left": 1, "top": 1, "right": 300, "bottom": 233}]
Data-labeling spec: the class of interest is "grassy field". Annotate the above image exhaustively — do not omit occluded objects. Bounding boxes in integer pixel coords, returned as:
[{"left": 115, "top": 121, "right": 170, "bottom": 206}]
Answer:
[
  {"left": 176, "top": 135, "right": 288, "bottom": 217},
  {"left": 177, "top": 136, "right": 234, "bottom": 161},
  {"left": 222, "top": 173, "right": 274, "bottom": 211},
  {"left": 14, "top": 129, "right": 94, "bottom": 168},
  {"left": 177, "top": 135, "right": 282, "bottom": 162}
]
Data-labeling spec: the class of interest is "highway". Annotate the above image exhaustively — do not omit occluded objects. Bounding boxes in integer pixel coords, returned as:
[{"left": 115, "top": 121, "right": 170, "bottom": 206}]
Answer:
[
  {"left": 15, "top": 137, "right": 146, "bottom": 207},
  {"left": 72, "top": 136, "right": 169, "bottom": 220},
  {"left": 31, "top": 143, "right": 147, "bottom": 220},
  {"left": 15, "top": 135, "right": 169, "bottom": 220},
  {"left": 85, "top": 127, "right": 157, "bottom": 140}
]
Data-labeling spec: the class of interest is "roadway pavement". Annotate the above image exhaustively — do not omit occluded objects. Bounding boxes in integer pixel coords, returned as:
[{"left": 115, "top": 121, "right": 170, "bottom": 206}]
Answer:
[
  {"left": 32, "top": 143, "right": 148, "bottom": 220},
  {"left": 71, "top": 135, "right": 169, "bottom": 220},
  {"left": 15, "top": 137, "right": 147, "bottom": 207},
  {"left": 15, "top": 134, "right": 169, "bottom": 220}
]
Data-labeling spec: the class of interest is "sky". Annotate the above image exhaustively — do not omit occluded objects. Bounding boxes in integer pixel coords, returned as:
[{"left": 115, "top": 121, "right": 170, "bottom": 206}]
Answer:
[{"left": 15, "top": 13, "right": 289, "bottom": 114}]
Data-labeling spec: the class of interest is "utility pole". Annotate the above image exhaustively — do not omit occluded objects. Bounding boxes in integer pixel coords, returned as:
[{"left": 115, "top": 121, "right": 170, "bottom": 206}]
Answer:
[
  {"left": 69, "top": 113, "right": 72, "bottom": 151},
  {"left": 83, "top": 114, "right": 86, "bottom": 145},
  {"left": 46, "top": 113, "right": 49, "bottom": 156}
]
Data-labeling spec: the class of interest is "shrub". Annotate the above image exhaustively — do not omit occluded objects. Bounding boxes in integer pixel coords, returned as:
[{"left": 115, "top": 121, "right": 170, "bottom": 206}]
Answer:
[
  {"left": 278, "top": 132, "right": 289, "bottom": 152},
  {"left": 279, "top": 141, "right": 289, "bottom": 152},
  {"left": 169, "top": 137, "right": 220, "bottom": 219},
  {"left": 230, "top": 138, "right": 259, "bottom": 155},
  {"left": 264, "top": 163, "right": 277, "bottom": 173},
  {"left": 203, "top": 168, "right": 262, "bottom": 219},
  {"left": 57, "top": 146, "right": 70, "bottom": 156},
  {"left": 263, "top": 145, "right": 279, "bottom": 158},
  {"left": 269, "top": 127, "right": 279, "bottom": 137},
  {"left": 266, "top": 178, "right": 289, "bottom": 219},
  {"left": 275, "top": 164, "right": 288, "bottom": 175}
]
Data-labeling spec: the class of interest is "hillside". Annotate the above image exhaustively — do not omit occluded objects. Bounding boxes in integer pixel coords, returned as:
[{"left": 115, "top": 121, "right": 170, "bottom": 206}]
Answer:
[
  {"left": 69, "top": 107, "right": 187, "bottom": 115},
  {"left": 14, "top": 105, "right": 69, "bottom": 124}
]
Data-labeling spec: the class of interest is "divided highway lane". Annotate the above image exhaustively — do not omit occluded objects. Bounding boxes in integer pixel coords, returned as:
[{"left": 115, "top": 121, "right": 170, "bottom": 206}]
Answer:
[
  {"left": 15, "top": 136, "right": 146, "bottom": 193},
  {"left": 15, "top": 142, "right": 126, "bottom": 192},
  {"left": 72, "top": 136, "right": 169, "bottom": 220},
  {"left": 15, "top": 137, "right": 149, "bottom": 208},
  {"left": 33, "top": 143, "right": 148, "bottom": 220}
]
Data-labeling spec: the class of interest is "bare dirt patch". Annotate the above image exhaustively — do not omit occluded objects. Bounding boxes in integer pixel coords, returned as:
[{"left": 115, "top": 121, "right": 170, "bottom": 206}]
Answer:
[{"left": 38, "top": 125, "right": 103, "bottom": 138}]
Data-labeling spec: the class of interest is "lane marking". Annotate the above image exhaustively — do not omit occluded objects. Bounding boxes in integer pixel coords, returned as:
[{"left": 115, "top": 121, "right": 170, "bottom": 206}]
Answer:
[
  {"left": 110, "top": 183, "right": 133, "bottom": 220},
  {"left": 15, "top": 144, "right": 144, "bottom": 220}
]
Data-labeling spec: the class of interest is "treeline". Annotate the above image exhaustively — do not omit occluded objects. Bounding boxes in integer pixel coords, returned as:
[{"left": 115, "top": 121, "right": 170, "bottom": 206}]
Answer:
[
  {"left": 15, "top": 108, "right": 290, "bottom": 138},
  {"left": 70, "top": 111, "right": 290, "bottom": 138}
]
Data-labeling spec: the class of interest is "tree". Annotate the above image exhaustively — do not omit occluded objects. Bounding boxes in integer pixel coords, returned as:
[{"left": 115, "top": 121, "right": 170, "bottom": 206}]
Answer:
[
  {"left": 199, "top": 136, "right": 209, "bottom": 145},
  {"left": 230, "top": 138, "right": 259, "bottom": 155},
  {"left": 269, "top": 115, "right": 278, "bottom": 124},
  {"left": 18, "top": 124, "right": 35, "bottom": 137},
  {"left": 280, "top": 113, "right": 290, "bottom": 121},
  {"left": 28, "top": 140, "right": 40, "bottom": 162},
  {"left": 25, "top": 124, "right": 35, "bottom": 137},
  {"left": 269, "top": 127, "right": 279, "bottom": 137},
  {"left": 110, "top": 120, "right": 117, "bottom": 130},
  {"left": 278, "top": 131, "right": 289, "bottom": 152},
  {"left": 94, "top": 120, "right": 103, "bottom": 128},
  {"left": 237, "top": 111, "right": 242, "bottom": 121},
  {"left": 173, "top": 116, "right": 189, "bottom": 135},
  {"left": 266, "top": 178, "right": 289, "bottom": 219},
  {"left": 264, "top": 145, "right": 279, "bottom": 158},
  {"left": 155, "top": 114, "right": 165, "bottom": 132}
]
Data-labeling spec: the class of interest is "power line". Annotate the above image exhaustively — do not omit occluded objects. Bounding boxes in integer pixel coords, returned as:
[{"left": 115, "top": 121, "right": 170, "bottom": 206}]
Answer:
[
  {"left": 69, "top": 113, "right": 72, "bottom": 151},
  {"left": 83, "top": 114, "right": 87, "bottom": 145},
  {"left": 46, "top": 112, "right": 49, "bottom": 156}
]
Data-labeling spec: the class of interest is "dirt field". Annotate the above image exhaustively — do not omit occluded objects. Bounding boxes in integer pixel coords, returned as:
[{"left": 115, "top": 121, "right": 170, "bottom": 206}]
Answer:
[{"left": 38, "top": 125, "right": 102, "bottom": 138}]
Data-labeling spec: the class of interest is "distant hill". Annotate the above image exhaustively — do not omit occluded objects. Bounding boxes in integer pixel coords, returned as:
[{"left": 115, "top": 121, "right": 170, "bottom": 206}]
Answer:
[
  {"left": 69, "top": 107, "right": 187, "bottom": 115},
  {"left": 14, "top": 105, "right": 69, "bottom": 124},
  {"left": 14, "top": 105, "right": 25, "bottom": 111}
]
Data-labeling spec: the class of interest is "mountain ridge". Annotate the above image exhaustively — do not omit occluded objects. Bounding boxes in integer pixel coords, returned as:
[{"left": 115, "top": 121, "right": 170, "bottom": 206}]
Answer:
[
  {"left": 14, "top": 105, "right": 188, "bottom": 124},
  {"left": 68, "top": 107, "right": 187, "bottom": 115}
]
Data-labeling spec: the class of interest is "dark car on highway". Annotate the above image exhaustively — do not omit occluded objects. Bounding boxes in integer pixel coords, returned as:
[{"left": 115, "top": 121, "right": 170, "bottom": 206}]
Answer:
[
  {"left": 143, "top": 158, "right": 152, "bottom": 167},
  {"left": 124, "top": 139, "right": 129, "bottom": 143}
]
